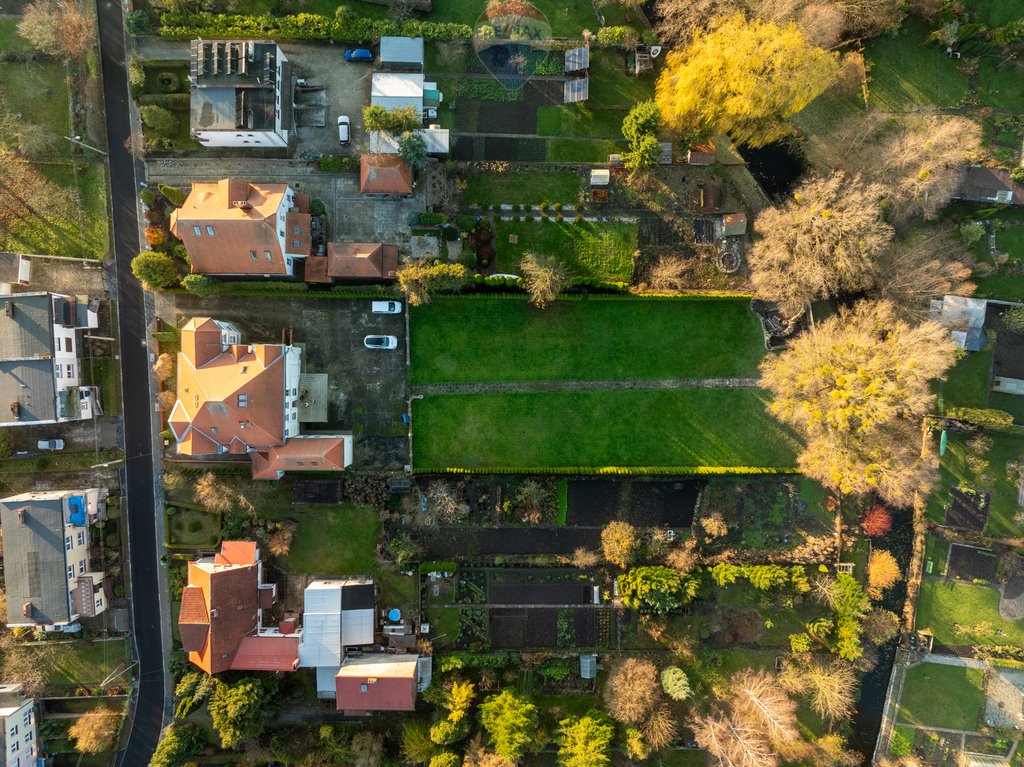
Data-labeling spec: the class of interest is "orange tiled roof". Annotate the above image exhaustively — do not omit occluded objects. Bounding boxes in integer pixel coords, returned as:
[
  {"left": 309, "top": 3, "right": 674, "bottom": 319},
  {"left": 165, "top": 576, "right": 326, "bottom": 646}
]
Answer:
[
  {"left": 230, "top": 635, "right": 301, "bottom": 672},
  {"left": 359, "top": 155, "right": 413, "bottom": 196},
  {"left": 216, "top": 541, "right": 258, "bottom": 566},
  {"left": 169, "top": 178, "right": 310, "bottom": 275},
  {"left": 168, "top": 317, "right": 287, "bottom": 457},
  {"left": 251, "top": 436, "right": 349, "bottom": 480}
]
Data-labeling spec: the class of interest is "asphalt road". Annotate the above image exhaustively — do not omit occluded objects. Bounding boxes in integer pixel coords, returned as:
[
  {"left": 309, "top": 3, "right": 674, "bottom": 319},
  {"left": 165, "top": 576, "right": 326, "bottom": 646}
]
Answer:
[{"left": 96, "top": 1, "right": 166, "bottom": 763}]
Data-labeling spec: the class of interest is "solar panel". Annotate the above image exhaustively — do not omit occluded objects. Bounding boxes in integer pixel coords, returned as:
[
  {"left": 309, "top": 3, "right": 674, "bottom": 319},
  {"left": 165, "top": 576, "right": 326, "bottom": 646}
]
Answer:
[{"left": 563, "top": 77, "right": 589, "bottom": 103}]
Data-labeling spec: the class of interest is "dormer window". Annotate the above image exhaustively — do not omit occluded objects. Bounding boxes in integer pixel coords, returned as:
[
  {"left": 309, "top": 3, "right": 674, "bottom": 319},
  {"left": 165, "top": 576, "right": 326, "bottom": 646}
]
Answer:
[
  {"left": 250, "top": 250, "right": 257, "bottom": 260},
  {"left": 238, "top": 393, "right": 248, "bottom": 407}
]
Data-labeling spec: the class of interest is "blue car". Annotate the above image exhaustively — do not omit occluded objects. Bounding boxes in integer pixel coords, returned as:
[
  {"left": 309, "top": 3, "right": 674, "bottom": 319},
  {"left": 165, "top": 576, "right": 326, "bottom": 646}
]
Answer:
[{"left": 344, "top": 48, "right": 374, "bottom": 63}]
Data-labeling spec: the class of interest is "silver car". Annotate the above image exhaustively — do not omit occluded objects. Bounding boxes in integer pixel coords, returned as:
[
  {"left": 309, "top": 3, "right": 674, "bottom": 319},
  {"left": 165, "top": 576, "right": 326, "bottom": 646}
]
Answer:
[{"left": 364, "top": 335, "right": 398, "bottom": 350}]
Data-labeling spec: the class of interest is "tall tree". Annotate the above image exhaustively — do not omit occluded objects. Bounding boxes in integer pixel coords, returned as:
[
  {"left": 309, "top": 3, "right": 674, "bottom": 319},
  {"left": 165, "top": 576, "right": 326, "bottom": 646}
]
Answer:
[
  {"left": 780, "top": 659, "right": 856, "bottom": 721},
  {"left": 398, "top": 131, "right": 428, "bottom": 168},
  {"left": 208, "top": 676, "right": 277, "bottom": 749},
  {"left": 397, "top": 262, "right": 468, "bottom": 306},
  {"left": 150, "top": 723, "right": 206, "bottom": 767},
  {"left": 692, "top": 709, "right": 779, "bottom": 767},
  {"left": 601, "top": 521, "right": 638, "bottom": 568},
  {"left": 760, "top": 300, "right": 956, "bottom": 505},
  {"left": 18, "top": 0, "right": 95, "bottom": 61},
  {"left": 604, "top": 658, "right": 660, "bottom": 724},
  {"left": 557, "top": 712, "right": 615, "bottom": 767},
  {"left": 618, "top": 565, "right": 699, "bottom": 614},
  {"left": 655, "top": 14, "right": 839, "bottom": 147},
  {"left": 866, "top": 549, "right": 902, "bottom": 598},
  {"left": 68, "top": 706, "right": 121, "bottom": 753},
  {"left": 479, "top": 690, "right": 539, "bottom": 763},
  {"left": 748, "top": 172, "right": 893, "bottom": 318},
  {"left": 131, "top": 251, "right": 178, "bottom": 290},
  {"left": 520, "top": 252, "right": 569, "bottom": 308},
  {"left": 731, "top": 670, "right": 799, "bottom": 744}
]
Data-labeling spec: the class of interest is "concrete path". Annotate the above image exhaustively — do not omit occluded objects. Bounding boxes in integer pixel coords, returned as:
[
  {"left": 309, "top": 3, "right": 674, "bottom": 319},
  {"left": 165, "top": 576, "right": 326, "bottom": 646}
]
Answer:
[{"left": 412, "top": 377, "right": 760, "bottom": 396}]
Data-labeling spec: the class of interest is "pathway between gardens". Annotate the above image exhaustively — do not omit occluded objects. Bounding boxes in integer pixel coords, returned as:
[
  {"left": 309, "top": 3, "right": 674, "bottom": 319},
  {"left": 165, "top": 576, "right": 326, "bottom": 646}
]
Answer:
[{"left": 411, "top": 377, "right": 760, "bottom": 396}]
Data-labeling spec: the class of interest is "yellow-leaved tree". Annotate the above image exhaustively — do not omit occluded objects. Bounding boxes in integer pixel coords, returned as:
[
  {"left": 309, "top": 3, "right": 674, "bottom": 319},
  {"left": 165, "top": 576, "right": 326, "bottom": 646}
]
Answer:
[
  {"left": 655, "top": 14, "right": 840, "bottom": 147},
  {"left": 760, "top": 300, "right": 956, "bottom": 506}
]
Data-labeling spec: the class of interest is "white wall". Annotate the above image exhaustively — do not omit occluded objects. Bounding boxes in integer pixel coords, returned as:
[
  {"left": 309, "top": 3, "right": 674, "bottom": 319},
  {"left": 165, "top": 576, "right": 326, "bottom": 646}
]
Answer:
[
  {"left": 1, "top": 698, "right": 37, "bottom": 767},
  {"left": 284, "top": 346, "right": 301, "bottom": 439}
]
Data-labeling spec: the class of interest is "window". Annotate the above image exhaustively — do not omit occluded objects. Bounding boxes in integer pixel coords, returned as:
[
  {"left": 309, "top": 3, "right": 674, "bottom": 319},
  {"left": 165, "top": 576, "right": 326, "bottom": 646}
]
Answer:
[
  {"left": 24, "top": 731, "right": 30, "bottom": 743},
  {"left": 66, "top": 364, "right": 73, "bottom": 378},
  {"left": 295, "top": 461, "right": 304, "bottom": 467},
  {"left": 193, "top": 226, "right": 202, "bottom": 236},
  {"left": 11, "top": 724, "right": 18, "bottom": 736},
  {"left": 279, "top": 231, "right": 285, "bottom": 238},
  {"left": 55, "top": 338, "right": 61, "bottom": 352},
  {"left": 67, "top": 565, "right": 73, "bottom": 580},
  {"left": 66, "top": 339, "right": 73, "bottom": 354},
  {"left": 65, "top": 536, "right": 72, "bottom": 551},
  {"left": 76, "top": 531, "right": 84, "bottom": 546},
  {"left": 264, "top": 250, "right": 272, "bottom": 261},
  {"left": 55, "top": 366, "right": 62, "bottom": 379},
  {"left": 360, "top": 684, "right": 368, "bottom": 693},
  {"left": 206, "top": 226, "right": 215, "bottom": 236},
  {"left": 238, "top": 393, "right": 248, "bottom": 407},
  {"left": 22, "top": 712, "right": 30, "bottom": 727},
  {"left": 78, "top": 559, "right": 85, "bottom": 575},
  {"left": 292, "top": 226, "right": 301, "bottom": 235},
  {"left": 95, "top": 597, "right": 103, "bottom": 609},
  {"left": 292, "top": 240, "right": 300, "bottom": 249},
  {"left": 291, "top": 412, "right": 297, "bottom": 420},
  {"left": 210, "top": 426, "right": 219, "bottom": 434},
  {"left": 241, "top": 366, "right": 249, "bottom": 374},
  {"left": 250, "top": 250, "right": 258, "bottom": 260}
]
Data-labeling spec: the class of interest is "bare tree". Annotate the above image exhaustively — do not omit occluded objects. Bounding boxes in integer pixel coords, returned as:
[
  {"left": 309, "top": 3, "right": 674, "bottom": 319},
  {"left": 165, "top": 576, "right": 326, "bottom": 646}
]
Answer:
[
  {"left": 780, "top": 660, "right": 856, "bottom": 721},
  {"left": 642, "top": 705, "right": 678, "bottom": 750},
  {"left": 18, "top": 0, "right": 96, "bottom": 61},
  {"left": 0, "top": 633, "right": 47, "bottom": 697},
  {"left": 665, "top": 539, "right": 699, "bottom": 575},
  {"left": 520, "top": 252, "right": 569, "bottom": 308},
  {"left": 731, "top": 670, "right": 799, "bottom": 744},
  {"left": 266, "top": 524, "right": 295, "bottom": 558},
  {"left": 605, "top": 658, "right": 660, "bottom": 724},
  {"left": 692, "top": 709, "right": 779, "bottom": 767},
  {"left": 426, "top": 481, "right": 470, "bottom": 524},
  {"left": 152, "top": 353, "right": 175, "bottom": 382},
  {"left": 647, "top": 255, "right": 691, "bottom": 292},
  {"left": 570, "top": 548, "right": 600, "bottom": 569},
  {"left": 156, "top": 390, "right": 177, "bottom": 412},
  {"left": 69, "top": 706, "right": 121, "bottom": 753},
  {"left": 195, "top": 472, "right": 236, "bottom": 514},
  {"left": 749, "top": 172, "right": 893, "bottom": 318}
]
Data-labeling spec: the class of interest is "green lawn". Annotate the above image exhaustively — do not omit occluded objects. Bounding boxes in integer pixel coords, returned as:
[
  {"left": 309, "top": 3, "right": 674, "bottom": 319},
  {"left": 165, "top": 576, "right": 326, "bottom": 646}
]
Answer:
[
  {"left": 941, "top": 345, "right": 994, "bottom": 411},
  {"left": 917, "top": 580, "right": 1024, "bottom": 645},
  {"left": 978, "top": 59, "right": 1024, "bottom": 112},
  {"left": 493, "top": 219, "right": 637, "bottom": 281},
  {"left": 973, "top": 0, "right": 1022, "bottom": 27},
  {"left": 464, "top": 171, "right": 581, "bottom": 206},
  {"left": 409, "top": 297, "right": 766, "bottom": 384},
  {"left": 0, "top": 16, "right": 29, "bottom": 50},
  {"left": 412, "top": 388, "right": 801, "bottom": 471},
  {"left": 864, "top": 19, "right": 969, "bottom": 110},
  {"left": 966, "top": 209, "right": 1024, "bottom": 301},
  {"left": 927, "top": 430, "right": 1024, "bottom": 537},
  {"left": 0, "top": 59, "right": 70, "bottom": 140},
  {"left": 34, "top": 640, "right": 129, "bottom": 686},
  {"left": 898, "top": 663, "right": 984, "bottom": 731},
  {"left": 587, "top": 49, "right": 656, "bottom": 108},
  {"left": 268, "top": 504, "right": 417, "bottom": 610},
  {"left": 990, "top": 393, "right": 1024, "bottom": 426},
  {"left": 0, "top": 162, "right": 110, "bottom": 259},
  {"left": 924, "top": 534, "right": 950, "bottom": 576},
  {"left": 81, "top": 357, "right": 122, "bottom": 416},
  {"left": 537, "top": 104, "right": 629, "bottom": 139},
  {"left": 546, "top": 138, "right": 628, "bottom": 163},
  {"left": 167, "top": 507, "right": 221, "bottom": 547}
]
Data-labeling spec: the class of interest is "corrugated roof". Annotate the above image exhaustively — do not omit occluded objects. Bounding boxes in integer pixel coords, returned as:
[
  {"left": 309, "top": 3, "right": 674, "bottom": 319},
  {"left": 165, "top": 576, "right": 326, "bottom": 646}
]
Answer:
[{"left": 1, "top": 494, "right": 73, "bottom": 625}]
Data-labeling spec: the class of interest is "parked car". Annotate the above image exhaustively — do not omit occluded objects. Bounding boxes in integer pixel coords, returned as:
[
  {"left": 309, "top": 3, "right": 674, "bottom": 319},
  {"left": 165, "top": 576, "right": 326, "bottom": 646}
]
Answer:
[
  {"left": 337, "top": 115, "right": 351, "bottom": 146},
  {"left": 343, "top": 48, "right": 374, "bottom": 63},
  {"left": 364, "top": 335, "right": 398, "bottom": 349},
  {"left": 371, "top": 300, "right": 401, "bottom": 314},
  {"left": 37, "top": 439, "right": 64, "bottom": 451}
]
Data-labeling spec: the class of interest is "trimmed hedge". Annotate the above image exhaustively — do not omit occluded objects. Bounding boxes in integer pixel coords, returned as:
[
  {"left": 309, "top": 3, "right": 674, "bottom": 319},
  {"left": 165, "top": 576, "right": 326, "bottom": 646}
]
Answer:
[
  {"left": 437, "top": 652, "right": 513, "bottom": 672},
  {"left": 414, "top": 466, "right": 801, "bottom": 476},
  {"left": 947, "top": 407, "right": 1014, "bottom": 428},
  {"left": 138, "top": 93, "right": 190, "bottom": 110},
  {"left": 160, "top": 12, "right": 473, "bottom": 41}
]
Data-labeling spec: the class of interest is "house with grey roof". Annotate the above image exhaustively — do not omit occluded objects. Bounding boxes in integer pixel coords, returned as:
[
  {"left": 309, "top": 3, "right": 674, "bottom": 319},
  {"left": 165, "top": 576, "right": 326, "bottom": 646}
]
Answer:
[
  {"left": 0, "top": 292, "right": 101, "bottom": 427},
  {"left": 189, "top": 40, "right": 293, "bottom": 148},
  {"left": 0, "top": 489, "right": 108, "bottom": 630}
]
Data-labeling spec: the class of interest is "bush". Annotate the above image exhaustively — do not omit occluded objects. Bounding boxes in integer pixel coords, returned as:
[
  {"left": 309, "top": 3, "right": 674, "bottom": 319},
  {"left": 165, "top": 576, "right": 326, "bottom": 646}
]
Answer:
[
  {"left": 947, "top": 407, "right": 1014, "bottom": 428},
  {"left": 309, "top": 199, "right": 326, "bottom": 216},
  {"left": 596, "top": 26, "right": 635, "bottom": 46},
  {"left": 418, "top": 560, "right": 457, "bottom": 574},
  {"left": 140, "top": 105, "right": 178, "bottom": 137},
  {"left": 0, "top": 430, "right": 12, "bottom": 461},
  {"left": 126, "top": 8, "right": 156, "bottom": 35},
  {"left": 419, "top": 212, "right": 448, "bottom": 226},
  {"left": 182, "top": 274, "right": 217, "bottom": 297},
  {"left": 140, "top": 187, "right": 158, "bottom": 208},
  {"left": 319, "top": 155, "right": 360, "bottom": 173},
  {"left": 132, "top": 251, "right": 178, "bottom": 289},
  {"left": 660, "top": 666, "right": 691, "bottom": 701},
  {"left": 156, "top": 71, "right": 181, "bottom": 92},
  {"left": 137, "top": 93, "right": 191, "bottom": 110},
  {"left": 158, "top": 184, "right": 188, "bottom": 207}
]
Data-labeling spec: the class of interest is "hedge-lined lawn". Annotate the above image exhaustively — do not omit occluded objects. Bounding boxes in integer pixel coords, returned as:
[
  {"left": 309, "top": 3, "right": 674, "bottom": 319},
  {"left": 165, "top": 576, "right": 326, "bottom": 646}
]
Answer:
[
  {"left": 410, "top": 297, "right": 765, "bottom": 384},
  {"left": 864, "top": 19, "right": 969, "bottom": 110},
  {"left": 412, "top": 388, "right": 800, "bottom": 471},
  {"left": 33, "top": 640, "right": 128, "bottom": 686},
  {"left": 546, "top": 138, "right": 628, "bottom": 163},
  {"left": 926, "top": 431, "right": 1024, "bottom": 537},
  {"left": 493, "top": 219, "right": 636, "bottom": 281},
  {"left": 941, "top": 341, "right": 993, "bottom": 410},
  {"left": 464, "top": 171, "right": 581, "bottom": 207},
  {"left": 916, "top": 580, "right": 1024, "bottom": 645},
  {"left": 537, "top": 104, "right": 630, "bottom": 138},
  {"left": 898, "top": 663, "right": 984, "bottom": 731}
]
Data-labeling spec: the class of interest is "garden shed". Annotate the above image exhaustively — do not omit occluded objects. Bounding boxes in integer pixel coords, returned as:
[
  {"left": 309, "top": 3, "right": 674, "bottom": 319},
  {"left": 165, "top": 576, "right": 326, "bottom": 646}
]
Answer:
[
  {"left": 579, "top": 654, "right": 597, "bottom": 679},
  {"left": 380, "top": 36, "right": 424, "bottom": 71}
]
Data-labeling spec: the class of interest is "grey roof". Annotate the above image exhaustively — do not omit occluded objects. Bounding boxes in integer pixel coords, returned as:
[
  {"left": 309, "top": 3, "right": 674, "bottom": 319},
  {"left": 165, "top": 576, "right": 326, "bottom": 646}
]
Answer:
[
  {"left": 191, "top": 40, "right": 284, "bottom": 134},
  {"left": 564, "top": 46, "right": 589, "bottom": 73},
  {"left": 1, "top": 497, "right": 70, "bottom": 625},
  {"left": 580, "top": 654, "right": 597, "bottom": 679},
  {"left": 0, "top": 359, "right": 56, "bottom": 425},
  {"left": 964, "top": 326, "right": 986, "bottom": 352},
  {"left": 380, "top": 36, "right": 424, "bottom": 67},
  {"left": 564, "top": 78, "right": 589, "bottom": 103},
  {"left": 0, "top": 293, "right": 53, "bottom": 362}
]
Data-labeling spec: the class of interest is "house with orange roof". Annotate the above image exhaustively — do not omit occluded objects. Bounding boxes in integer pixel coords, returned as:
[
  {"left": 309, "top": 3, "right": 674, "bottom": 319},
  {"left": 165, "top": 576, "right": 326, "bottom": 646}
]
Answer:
[
  {"left": 167, "top": 317, "right": 353, "bottom": 480},
  {"left": 303, "top": 243, "right": 400, "bottom": 284},
  {"left": 178, "top": 540, "right": 302, "bottom": 675},
  {"left": 169, "top": 178, "right": 311, "bottom": 277},
  {"left": 359, "top": 155, "right": 414, "bottom": 197}
]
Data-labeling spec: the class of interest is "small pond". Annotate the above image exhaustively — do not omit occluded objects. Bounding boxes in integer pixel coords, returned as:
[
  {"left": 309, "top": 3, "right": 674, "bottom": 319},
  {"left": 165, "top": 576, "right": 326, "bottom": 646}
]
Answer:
[{"left": 742, "top": 139, "right": 807, "bottom": 201}]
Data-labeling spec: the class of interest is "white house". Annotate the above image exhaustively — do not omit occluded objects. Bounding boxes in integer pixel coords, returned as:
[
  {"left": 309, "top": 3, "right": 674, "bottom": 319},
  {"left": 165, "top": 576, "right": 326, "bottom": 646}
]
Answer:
[
  {"left": 189, "top": 40, "right": 293, "bottom": 148},
  {"left": 0, "top": 684, "right": 37, "bottom": 767},
  {"left": 370, "top": 72, "right": 443, "bottom": 118},
  {"left": 0, "top": 489, "right": 108, "bottom": 630},
  {"left": 0, "top": 292, "right": 101, "bottom": 426}
]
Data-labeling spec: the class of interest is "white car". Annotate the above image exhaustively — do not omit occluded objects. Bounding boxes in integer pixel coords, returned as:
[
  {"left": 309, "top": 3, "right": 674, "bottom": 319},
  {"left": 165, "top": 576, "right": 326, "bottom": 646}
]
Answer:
[
  {"left": 37, "top": 439, "right": 65, "bottom": 451},
  {"left": 372, "top": 300, "right": 402, "bottom": 314},
  {"left": 337, "top": 115, "right": 351, "bottom": 146},
  {"left": 364, "top": 335, "right": 398, "bottom": 350}
]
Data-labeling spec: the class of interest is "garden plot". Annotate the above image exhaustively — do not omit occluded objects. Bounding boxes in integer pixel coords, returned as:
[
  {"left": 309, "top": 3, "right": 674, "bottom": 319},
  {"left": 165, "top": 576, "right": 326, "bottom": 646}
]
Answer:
[
  {"left": 486, "top": 570, "right": 597, "bottom": 605},
  {"left": 292, "top": 480, "right": 341, "bottom": 504},
  {"left": 489, "top": 607, "right": 599, "bottom": 649},
  {"left": 566, "top": 479, "right": 701, "bottom": 527},
  {"left": 946, "top": 544, "right": 998, "bottom": 583},
  {"left": 945, "top": 487, "right": 991, "bottom": 531},
  {"left": 415, "top": 526, "right": 601, "bottom": 557}
]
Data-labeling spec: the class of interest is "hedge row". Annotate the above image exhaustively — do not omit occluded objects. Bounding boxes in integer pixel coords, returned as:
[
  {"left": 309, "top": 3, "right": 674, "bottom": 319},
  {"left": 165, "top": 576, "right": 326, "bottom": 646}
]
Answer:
[
  {"left": 414, "top": 466, "right": 801, "bottom": 476},
  {"left": 437, "top": 652, "right": 513, "bottom": 672},
  {"left": 159, "top": 11, "right": 473, "bottom": 41},
  {"left": 137, "top": 93, "right": 190, "bottom": 110},
  {"left": 432, "top": 292, "right": 755, "bottom": 302}
]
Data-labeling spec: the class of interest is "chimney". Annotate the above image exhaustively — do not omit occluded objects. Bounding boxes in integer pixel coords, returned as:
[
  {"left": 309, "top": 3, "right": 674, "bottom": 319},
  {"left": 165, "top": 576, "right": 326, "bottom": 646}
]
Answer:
[
  {"left": 21, "top": 602, "right": 31, "bottom": 618},
  {"left": 16, "top": 508, "right": 25, "bottom": 525}
]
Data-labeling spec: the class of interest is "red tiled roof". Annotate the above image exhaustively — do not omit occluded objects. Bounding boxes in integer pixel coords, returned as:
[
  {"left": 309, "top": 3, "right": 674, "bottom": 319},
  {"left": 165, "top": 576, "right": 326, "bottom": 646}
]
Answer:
[
  {"left": 303, "top": 256, "right": 331, "bottom": 284},
  {"left": 179, "top": 585, "right": 210, "bottom": 654},
  {"left": 216, "top": 541, "right": 258, "bottom": 566},
  {"left": 230, "top": 635, "right": 300, "bottom": 672},
  {"left": 335, "top": 655, "right": 418, "bottom": 713},
  {"left": 360, "top": 155, "right": 413, "bottom": 196}
]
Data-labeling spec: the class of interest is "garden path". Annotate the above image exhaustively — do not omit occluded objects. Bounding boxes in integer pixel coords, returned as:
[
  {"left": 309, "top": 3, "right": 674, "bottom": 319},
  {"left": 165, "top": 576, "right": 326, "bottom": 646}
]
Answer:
[{"left": 411, "top": 377, "right": 760, "bottom": 395}]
